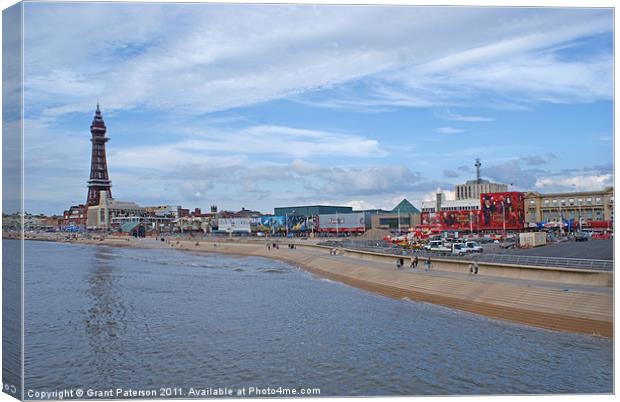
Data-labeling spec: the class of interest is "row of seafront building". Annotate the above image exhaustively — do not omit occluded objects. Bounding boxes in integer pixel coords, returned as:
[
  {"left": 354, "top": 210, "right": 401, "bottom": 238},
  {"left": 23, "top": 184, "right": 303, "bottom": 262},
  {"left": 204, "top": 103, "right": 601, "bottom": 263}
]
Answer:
[
  {"left": 9, "top": 106, "right": 612, "bottom": 237},
  {"left": 33, "top": 173, "right": 612, "bottom": 236}
]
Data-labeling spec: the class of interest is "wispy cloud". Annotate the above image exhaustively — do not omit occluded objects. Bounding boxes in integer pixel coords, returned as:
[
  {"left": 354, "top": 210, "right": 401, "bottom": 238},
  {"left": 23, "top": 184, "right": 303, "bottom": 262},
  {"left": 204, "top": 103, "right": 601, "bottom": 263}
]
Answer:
[
  {"left": 109, "top": 124, "right": 387, "bottom": 170},
  {"left": 436, "top": 127, "right": 464, "bottom": 134},
  {"left": 438, "top": 110, "right": 495, "bottom": 122}
]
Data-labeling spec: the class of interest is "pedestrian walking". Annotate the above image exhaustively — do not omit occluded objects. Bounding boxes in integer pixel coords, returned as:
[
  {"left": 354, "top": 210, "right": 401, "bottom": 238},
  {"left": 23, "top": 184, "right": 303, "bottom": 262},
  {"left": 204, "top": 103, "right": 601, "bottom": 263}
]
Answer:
[
  {"left": 409, "top": 255, "right": 415, "bottom": 269},
  {"left": 414, "top": 256, "right": 419, "bottom": 268},
  {"left": 425, "top": 257, "right": 432, "bottom": 271},
  {"left": 267, "top": 243, "right": 271, "bottom": 251},
  {"left": 396, "top": 259, "right": 402, "bottom": 269}
]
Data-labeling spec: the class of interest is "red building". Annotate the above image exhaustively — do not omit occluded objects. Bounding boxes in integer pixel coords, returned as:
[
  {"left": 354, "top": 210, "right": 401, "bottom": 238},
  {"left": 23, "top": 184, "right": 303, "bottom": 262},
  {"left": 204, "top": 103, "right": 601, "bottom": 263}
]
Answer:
[
  {"left": 420, "top": 191, "right": 525, "bottom": 232},
  {"left": 62, "top": 205, "right": 87, "bottom": 228}
]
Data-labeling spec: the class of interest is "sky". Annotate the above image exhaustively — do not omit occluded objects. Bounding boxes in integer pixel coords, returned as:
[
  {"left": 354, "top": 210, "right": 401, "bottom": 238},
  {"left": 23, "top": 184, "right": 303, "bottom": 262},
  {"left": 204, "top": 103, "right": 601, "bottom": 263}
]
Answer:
[{"left": 10, "top": 2, "right": 614, "bottom": 215}]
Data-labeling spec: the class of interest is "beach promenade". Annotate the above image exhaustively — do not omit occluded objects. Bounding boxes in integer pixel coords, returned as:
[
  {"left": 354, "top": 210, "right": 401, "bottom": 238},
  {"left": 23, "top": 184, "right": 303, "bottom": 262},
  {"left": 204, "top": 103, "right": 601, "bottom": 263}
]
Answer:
[{"left": 11, "top": 234, "right": 614, "bottom": 337}]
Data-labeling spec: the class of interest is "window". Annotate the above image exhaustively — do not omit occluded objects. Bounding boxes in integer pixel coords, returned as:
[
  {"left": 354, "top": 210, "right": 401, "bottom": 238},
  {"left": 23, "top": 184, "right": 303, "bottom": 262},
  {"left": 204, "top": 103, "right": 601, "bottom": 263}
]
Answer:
[{"left": 529, "top": 200, "right": 535, "bottom": 205}]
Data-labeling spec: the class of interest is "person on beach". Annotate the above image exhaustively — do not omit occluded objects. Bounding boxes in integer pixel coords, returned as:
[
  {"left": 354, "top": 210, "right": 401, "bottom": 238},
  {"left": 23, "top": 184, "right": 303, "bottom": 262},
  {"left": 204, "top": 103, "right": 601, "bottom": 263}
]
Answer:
[{"left": 469, "top": 261, "right": 479, "bottom": 275}]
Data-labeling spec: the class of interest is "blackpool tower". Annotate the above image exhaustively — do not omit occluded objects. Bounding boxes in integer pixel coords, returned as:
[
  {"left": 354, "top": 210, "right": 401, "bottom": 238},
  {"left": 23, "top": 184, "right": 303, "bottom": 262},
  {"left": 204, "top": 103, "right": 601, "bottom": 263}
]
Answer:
[{"left": 86, "top": 104, "right": 112, "bottom": 206}]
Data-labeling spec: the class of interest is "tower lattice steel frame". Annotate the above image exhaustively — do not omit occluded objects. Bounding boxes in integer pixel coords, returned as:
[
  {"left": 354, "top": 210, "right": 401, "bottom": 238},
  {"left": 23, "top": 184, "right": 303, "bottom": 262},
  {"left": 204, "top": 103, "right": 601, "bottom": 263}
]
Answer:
[{"left": 86, "top": 104, "right": 112, "bottom": 206}]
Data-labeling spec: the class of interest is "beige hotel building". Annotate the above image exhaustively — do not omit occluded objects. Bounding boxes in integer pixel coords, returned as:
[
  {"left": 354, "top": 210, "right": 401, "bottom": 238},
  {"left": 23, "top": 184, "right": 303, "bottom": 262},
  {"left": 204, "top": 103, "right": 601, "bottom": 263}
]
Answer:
[{"left": 523, "top": 187, "right": 614, "bottom": 225}]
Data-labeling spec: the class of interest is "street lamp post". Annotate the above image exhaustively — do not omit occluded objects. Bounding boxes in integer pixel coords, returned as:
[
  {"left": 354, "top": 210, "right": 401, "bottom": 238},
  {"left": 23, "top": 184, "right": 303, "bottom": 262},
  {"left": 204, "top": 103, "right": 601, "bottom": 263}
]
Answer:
[
  {"left": 502, "top": 202, "right": 506, "bottom": 236},
  {"left": 336, "top": 211, "right": 339, "bottom": 237}
]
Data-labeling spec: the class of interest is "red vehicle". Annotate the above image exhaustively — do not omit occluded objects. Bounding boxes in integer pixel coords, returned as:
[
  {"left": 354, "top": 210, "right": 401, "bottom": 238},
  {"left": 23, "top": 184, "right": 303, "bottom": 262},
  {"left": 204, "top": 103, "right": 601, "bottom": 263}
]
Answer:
[{"left": 591, "top": 232, "right": 612, "bottom": 240}]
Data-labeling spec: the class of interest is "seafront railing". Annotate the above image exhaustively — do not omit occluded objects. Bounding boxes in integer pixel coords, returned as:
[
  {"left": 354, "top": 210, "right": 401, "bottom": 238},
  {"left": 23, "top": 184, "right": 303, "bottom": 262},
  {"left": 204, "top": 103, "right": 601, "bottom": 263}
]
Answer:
[{"left": 321, "top": 240, "right": 614, "bottom": 272}]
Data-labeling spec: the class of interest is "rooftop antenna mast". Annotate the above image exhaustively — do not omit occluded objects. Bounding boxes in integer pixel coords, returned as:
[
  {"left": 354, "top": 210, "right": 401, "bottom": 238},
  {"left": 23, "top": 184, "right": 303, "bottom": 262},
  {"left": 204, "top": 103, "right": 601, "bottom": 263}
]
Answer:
[{"left": 475, "top": 158, "right": 482, "bottom": 184}]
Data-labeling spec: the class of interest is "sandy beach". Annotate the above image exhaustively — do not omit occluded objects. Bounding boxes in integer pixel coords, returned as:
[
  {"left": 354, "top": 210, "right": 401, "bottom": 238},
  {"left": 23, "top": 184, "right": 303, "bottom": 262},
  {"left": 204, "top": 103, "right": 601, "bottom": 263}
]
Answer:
[{"left": 10, "top": 234, "right": 613, "bottom": 337}]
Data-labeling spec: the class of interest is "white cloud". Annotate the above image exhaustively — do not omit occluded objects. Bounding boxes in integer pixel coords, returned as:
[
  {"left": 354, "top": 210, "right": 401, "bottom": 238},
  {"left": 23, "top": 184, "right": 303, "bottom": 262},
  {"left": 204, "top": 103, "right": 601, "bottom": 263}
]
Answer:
[
  {"left": 439, "top": 110, "right": 495, "bottom": 122},
  {"left": 341, "top": 200, "right": 379, "bottom": 211},
  {"left": 535, "top": 174, "right": 613, "bottom": 192},
  {"left": 436, "top": 127, "right": 465, "bottom": 134},
  {"left": 109, "top": 124, "right": 386, "bottom": 170}
]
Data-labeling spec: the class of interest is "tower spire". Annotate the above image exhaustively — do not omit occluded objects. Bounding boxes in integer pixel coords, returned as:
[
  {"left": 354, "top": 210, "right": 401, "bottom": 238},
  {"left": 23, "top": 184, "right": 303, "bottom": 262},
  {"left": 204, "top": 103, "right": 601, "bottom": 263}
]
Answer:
[{"left": 475, "top": 158, "right": 482, "bottom": 184}]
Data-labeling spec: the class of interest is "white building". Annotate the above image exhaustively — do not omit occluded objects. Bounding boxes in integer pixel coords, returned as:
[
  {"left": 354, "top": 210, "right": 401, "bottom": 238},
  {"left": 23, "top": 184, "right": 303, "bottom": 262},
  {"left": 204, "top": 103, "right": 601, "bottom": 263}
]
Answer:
[
  {"left": 454, "top": 179, "right": 508, "bottom": 201},
  {"left": 421, "top": 197, "right": 480, "bottom": 214}
]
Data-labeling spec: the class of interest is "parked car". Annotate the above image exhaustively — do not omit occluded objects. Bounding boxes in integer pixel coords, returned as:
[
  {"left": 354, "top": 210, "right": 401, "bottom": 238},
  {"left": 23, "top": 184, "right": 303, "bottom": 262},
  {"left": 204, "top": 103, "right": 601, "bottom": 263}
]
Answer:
[
  {"left": 464, "top": 241, "right": 483, "bottom": 253},
  {"left": 451, "top": 243, "right": 468, "bottom": 256},
  {"left": 574, "top": 232, "right": 589, "bottom": 242},
  {"left": 424, "top": 240, "right": 451, "bottom": 253}
]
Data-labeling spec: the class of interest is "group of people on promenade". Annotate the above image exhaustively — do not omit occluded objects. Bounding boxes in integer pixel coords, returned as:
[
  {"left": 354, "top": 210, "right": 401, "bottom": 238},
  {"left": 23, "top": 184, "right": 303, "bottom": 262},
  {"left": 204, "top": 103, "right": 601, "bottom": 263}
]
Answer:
[{"left": 396, "top": 255, "right": 433, "bottom": 271}]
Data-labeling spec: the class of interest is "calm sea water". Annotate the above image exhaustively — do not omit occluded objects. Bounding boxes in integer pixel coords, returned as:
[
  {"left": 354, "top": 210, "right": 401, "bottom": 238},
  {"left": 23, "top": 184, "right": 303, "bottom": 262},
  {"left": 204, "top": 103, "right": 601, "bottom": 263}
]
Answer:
[{"left": 14, "top": 239, "right": 613, "bottom": 397}]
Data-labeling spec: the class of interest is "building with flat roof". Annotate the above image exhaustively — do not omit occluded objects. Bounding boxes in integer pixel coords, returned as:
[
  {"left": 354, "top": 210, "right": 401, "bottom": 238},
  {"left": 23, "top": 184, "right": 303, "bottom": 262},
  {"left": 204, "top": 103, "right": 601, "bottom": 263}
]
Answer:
[
  {"left": 524, "top": 187, "right": 613, "bottom": 227},
  {"left": 86, "top": 190, "right": 146, "bottom": 230},
  {"left": 421, "top": 197, "right": 480, "bottom": 214},
  {"left": 274, "top": 205, "right": 352, "bottom": 217}
]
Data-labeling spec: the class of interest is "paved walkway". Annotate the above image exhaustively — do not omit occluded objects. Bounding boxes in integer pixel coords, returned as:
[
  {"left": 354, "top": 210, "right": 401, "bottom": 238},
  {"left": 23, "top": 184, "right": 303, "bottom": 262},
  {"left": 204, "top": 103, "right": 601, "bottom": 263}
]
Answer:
[{"left": 319, "top": 250, "right": 613, "bottom": 295}]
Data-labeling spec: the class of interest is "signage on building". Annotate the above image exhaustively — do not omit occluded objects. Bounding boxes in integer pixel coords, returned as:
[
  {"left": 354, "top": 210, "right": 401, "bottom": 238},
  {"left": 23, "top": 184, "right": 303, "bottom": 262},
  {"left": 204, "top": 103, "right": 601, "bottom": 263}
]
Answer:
[
  {"left": 257, "top": 216, "right": 286, "bottom": 232},
  {"left": 217, "top": 218, "right": 251, "bottom": 233},
  {"left": 317, "top": 213, "right": 365, "bottom": 232}
]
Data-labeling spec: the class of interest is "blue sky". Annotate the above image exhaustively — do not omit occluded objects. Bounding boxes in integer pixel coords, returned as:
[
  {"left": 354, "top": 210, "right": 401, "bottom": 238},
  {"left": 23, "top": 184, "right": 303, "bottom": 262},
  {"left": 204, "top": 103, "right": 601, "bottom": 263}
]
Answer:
[{"left": 15, "top": 3, "right": 613, "bottom": 214}]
